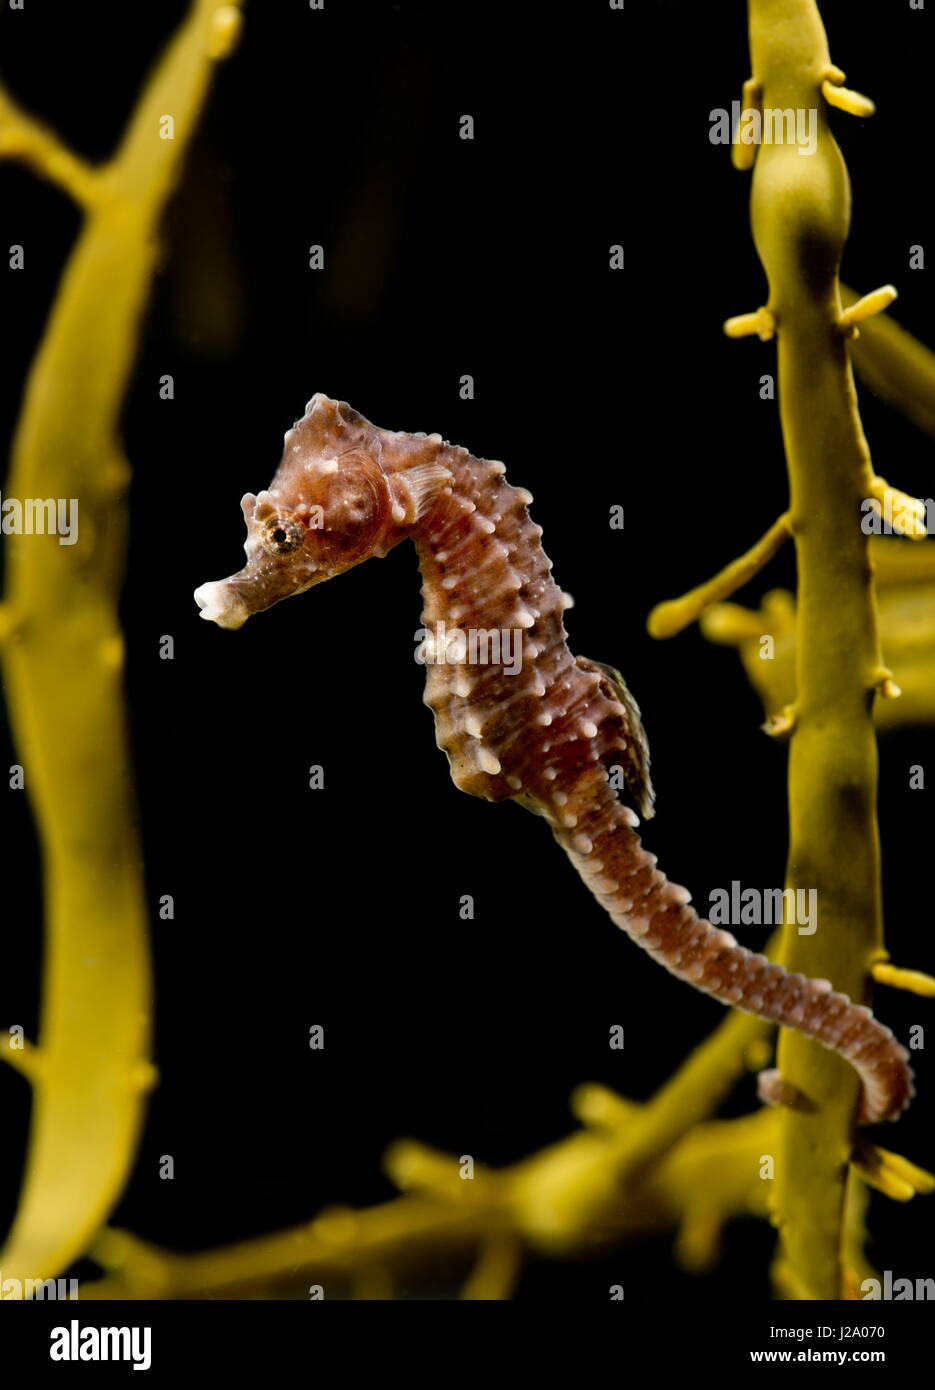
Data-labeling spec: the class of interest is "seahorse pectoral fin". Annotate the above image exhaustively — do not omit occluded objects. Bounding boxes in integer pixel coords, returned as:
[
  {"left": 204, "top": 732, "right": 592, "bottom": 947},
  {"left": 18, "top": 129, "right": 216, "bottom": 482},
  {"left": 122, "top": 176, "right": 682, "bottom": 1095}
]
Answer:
[{"left": 575, "top": 656, "right": 655, "bottom": 821}]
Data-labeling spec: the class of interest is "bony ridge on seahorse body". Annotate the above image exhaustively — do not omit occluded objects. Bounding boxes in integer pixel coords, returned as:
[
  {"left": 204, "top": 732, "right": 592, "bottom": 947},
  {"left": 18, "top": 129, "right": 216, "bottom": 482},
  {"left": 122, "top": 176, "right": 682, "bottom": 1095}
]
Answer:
[{"left": 194, "top": 393, "right": 914, "bottom": 1124}]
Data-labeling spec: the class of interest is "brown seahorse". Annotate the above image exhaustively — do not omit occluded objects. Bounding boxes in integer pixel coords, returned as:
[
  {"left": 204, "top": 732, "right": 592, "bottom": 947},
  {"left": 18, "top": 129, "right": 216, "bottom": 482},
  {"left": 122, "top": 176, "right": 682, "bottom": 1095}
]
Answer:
[{"left": 194, "top": 393, "right": 913, "bottom": 1123}]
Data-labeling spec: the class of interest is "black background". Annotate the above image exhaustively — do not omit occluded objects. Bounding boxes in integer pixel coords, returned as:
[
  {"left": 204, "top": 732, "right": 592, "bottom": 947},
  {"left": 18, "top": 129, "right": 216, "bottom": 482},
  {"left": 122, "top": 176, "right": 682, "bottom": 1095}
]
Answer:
[{"left": 1, "top": 0, "right": 933, "bottom": 1308}]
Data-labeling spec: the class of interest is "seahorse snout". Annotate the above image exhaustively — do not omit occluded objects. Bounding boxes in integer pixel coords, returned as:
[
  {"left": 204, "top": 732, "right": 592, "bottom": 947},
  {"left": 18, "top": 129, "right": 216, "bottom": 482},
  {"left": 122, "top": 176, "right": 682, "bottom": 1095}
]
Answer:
[{"left": 193, "top": 579, "right": 251, "bottom": 630}]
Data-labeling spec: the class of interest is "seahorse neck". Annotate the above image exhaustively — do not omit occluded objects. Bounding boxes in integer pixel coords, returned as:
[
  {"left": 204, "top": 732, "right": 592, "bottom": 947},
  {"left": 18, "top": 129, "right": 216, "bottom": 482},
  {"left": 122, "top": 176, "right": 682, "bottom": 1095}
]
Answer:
[{"left": 410, "top": 443, "right": 547, "bottom": 637}]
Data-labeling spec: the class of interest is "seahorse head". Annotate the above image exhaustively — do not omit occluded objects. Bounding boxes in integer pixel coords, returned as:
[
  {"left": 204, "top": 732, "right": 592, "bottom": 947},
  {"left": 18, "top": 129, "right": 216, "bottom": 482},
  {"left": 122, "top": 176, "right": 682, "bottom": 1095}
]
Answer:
[{"left": 194, "top": 394, "right": 450, "bottom": 629}]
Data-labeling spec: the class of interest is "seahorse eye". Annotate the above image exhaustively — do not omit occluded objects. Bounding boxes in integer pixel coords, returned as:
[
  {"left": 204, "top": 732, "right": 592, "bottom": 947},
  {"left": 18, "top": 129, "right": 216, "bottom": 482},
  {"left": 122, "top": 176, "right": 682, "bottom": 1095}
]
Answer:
[{"left": 261, "top": 515, "right": 305, "bottom": 555}]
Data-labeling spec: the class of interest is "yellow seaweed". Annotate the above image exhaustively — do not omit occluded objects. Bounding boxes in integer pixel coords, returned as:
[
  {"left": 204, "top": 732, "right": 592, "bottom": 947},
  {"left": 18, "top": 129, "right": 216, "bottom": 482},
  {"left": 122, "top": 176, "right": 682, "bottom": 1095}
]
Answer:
[
  {"left": 79, "top": 1097, "right": 778, "bottom": 1300},
  {"left": 0, "top": 0, "right": 243, "bottom": 1291},
  {"left": 700, "top": 543, "right": 935, "bottom": 732},
  {"left": 744, "top": 3, "right": 888, "bottom": 1291},
  {"left": 648, "top": 0, "right": 933, "bottom": 1298},
  {"left": 842, "top": 284, "right": 935, "bottom": 438}
]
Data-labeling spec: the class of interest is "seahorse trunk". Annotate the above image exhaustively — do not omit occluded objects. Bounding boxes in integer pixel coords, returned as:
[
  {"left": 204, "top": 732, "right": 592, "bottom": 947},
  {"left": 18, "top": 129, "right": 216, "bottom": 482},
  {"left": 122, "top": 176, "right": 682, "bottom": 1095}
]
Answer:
[
  {"left": 404, "top": 429, "right": 912, "bottom": 1127},
  {"left": 546, "top": 761, "right": 912, "bottom": 1124}
]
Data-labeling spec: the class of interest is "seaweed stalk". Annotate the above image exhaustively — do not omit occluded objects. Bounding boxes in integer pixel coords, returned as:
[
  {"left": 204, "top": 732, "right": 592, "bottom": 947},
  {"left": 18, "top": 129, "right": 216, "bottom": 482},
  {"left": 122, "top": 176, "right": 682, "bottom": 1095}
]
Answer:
[
  {"left": 737, "top": 0, "right": 897, "bottom": 1297},
  {"left": 0, "top": 0, "right": 243, "bottom": 1288}
]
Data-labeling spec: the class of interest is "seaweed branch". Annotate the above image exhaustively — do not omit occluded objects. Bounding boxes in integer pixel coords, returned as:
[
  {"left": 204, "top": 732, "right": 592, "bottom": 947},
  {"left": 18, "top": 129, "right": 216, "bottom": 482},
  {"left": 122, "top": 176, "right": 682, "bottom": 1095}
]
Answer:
[
  {"left": 842, "top": 284, "right": 935, "bottom": 439},
  {"left": 649, "top": 0, "right": 933, "bottom": 1298},
  {"left": 80, "top": 1088, "right": 778, "bottom": 1300},
  {"left": 740, "top": 12, "right": 888, "bottom": 1294},
  {"left": 0, "top": 0, "right": 243, "bottom": 1290}
]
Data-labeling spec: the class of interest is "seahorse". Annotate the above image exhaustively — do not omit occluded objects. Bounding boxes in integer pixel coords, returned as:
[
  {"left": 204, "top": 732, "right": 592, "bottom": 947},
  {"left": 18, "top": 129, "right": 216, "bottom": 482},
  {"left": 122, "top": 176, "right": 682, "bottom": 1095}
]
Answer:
[{"left": 194, "top": 393, "right": 913, "bottom": 1123}]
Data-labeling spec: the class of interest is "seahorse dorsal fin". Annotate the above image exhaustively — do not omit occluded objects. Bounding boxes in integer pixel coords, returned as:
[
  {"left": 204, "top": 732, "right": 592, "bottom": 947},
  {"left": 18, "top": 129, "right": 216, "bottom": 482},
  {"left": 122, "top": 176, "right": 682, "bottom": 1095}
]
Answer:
[
  {"left": 400, "top": 463, "right": 452, "bottom": 520},
  {"left": 576, "top": 655, "right": 655, "bottom": 820}
]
